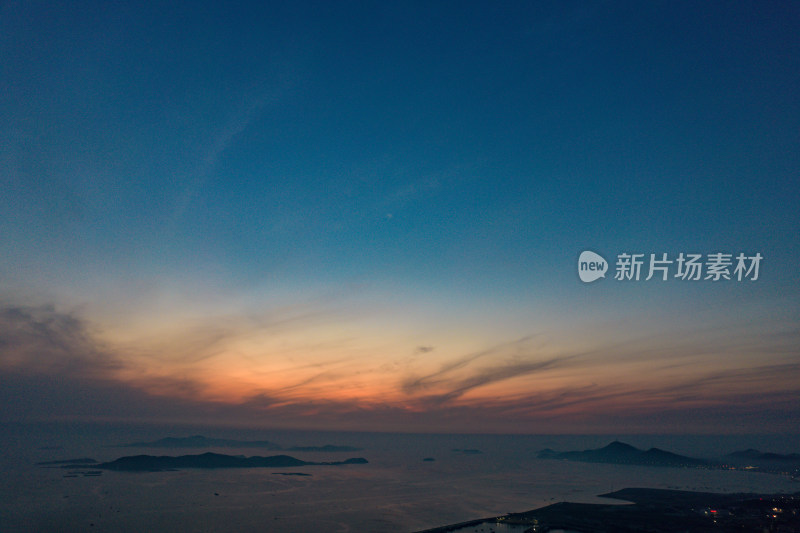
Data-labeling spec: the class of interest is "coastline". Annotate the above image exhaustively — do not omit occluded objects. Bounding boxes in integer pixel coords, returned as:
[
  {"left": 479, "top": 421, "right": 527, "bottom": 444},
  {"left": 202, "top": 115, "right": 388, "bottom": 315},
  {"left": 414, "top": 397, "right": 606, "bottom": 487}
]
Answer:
[{"left": 413, "top": 488, "right": 800, "bottom": 533}]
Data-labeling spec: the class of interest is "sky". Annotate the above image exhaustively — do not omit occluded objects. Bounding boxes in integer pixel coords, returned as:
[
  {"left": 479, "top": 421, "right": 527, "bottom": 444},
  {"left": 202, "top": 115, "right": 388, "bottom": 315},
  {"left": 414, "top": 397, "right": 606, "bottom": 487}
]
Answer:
[{"left": 1, "top": 1, "right": 798, "bottom": 434}]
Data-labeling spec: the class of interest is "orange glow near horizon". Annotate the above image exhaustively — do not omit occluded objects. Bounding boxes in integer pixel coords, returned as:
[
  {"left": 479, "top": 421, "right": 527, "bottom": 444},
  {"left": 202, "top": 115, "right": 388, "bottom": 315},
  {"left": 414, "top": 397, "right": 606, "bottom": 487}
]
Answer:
[
  {"left": 94, "top": 310, "right": 800, "bottom": 424},
  {"left": 3, "top": 294, "right": 798, "bottom": 433}
]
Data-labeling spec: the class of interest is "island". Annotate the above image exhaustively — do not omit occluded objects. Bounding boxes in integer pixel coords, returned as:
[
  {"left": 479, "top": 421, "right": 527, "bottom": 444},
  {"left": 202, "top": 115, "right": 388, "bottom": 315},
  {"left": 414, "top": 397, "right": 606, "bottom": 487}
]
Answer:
[
  {"left": 108, "top": 435, "right": 363, "bottom": 453},
  {"left": 286, "top": 445, "right": 362, "bottom": 452},
  {"left": 538, "top": 441, "right": 800, "bottom": 478},
  {"left": 89, "top": 452, "right": 368, "bottom": 471},
  {"left": 109, "top": 435, "right": 281, "bottom": 449},
  {"left": 537, "top": 440, "right": 709, "bottom": 468},
  {"left": 451, "top": 449, "right": 482, "bottom": 455},
  {"left": 725, "top": 449, "right": 800, "bottom": 476},
  {"left": 37, "top": 458, "right": 98, "bottom": 466}
]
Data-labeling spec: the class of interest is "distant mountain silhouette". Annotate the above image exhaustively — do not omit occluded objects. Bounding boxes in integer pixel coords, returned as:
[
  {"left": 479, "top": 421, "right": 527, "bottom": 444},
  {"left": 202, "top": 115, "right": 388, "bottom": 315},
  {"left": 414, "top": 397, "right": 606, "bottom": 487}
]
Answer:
[
  {"left": 110, "top": 435, "right": 362, "bottom": 453},
  {"left": 538, "top": 441, "right": 708, "bottom": 467},
  {"left": 287, "top": 445, "right": 362, "bottom": 452},
  {"left": 727, "top": 448, "right": 762, "bottom": 460},
  {"left": 37, "top": 458, "right": 98, "bottom": 465},
  {"left": 96, "top": 452, "right": 368, "bottom": 471},
  {"left": 727, "top": 449, "right": 800, "bottom": 463},
  {"left": 110, "top": 435, "right": 281, "bottom": 449},
  {"left": 725, "top": 449, "right": 800, "bottom": 476}
]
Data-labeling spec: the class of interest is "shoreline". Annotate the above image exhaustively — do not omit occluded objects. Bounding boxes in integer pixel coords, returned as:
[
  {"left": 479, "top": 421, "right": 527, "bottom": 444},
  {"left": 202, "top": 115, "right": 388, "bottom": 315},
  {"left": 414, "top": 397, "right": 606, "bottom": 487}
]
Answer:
[{"left": 413, "top": 487, "right": 800, "bottom": 533}]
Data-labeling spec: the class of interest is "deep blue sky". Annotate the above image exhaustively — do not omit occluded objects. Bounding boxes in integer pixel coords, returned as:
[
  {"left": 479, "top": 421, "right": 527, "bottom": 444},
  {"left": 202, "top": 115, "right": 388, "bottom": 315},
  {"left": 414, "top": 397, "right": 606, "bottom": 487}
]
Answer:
[{"left": 1, "top": 1, "right": 798, "bottom": 432}]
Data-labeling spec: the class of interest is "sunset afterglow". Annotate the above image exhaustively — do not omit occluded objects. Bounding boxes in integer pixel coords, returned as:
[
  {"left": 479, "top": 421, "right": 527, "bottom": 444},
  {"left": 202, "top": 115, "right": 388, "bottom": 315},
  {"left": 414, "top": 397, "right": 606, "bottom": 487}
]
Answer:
[{"left": 1, "top": 1, "right": 798, "bottom": 435}]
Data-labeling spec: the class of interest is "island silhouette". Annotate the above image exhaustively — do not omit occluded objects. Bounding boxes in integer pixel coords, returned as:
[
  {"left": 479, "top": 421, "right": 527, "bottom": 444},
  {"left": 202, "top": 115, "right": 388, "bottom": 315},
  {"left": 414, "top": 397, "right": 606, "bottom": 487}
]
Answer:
[
  {"left": 537, "top": 440, "right": 708, "bottom": 467},
  {"left": 537, "top": 441, "right": 800, "bottom": 477},
  {"left": 109, "top": 435, "right": 281, "bottom": 449},
  {"left": 108, "top": 435, "right": 362, "bottom": 452},
  {"left": 93, "top": 452, "right": 368, "bottom": 471}
]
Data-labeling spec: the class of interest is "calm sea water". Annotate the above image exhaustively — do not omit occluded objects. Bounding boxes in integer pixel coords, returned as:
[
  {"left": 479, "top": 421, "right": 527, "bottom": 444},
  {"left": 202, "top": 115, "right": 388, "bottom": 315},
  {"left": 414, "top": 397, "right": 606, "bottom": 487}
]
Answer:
[{"left": 1, "top": 422, "right": 797, "bottom": 532}]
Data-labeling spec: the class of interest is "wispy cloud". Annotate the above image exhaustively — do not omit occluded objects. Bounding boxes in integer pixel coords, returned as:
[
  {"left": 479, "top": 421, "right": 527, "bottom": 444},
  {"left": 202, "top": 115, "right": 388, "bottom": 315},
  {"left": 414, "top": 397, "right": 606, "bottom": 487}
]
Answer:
[
  {"left": 167, "top": 47, "right": 304, "bottom": 231},
  {"left": 414, "top": 354, "right": 586, "bottom": 406},
  {"left": 402, "top": 335, "right": 541, "bottom": 393},
  {"left": 168, "top": 93, "right": 274, "bottom": 228},
  {"left": 2, "top": 299, "right": 798, "bottom": 433},
  {"left": 0, "top": 304, "right": 122, "bottom": 376},
  {"left": 398, "top": 326, "right": 800, "bottom": 420}
]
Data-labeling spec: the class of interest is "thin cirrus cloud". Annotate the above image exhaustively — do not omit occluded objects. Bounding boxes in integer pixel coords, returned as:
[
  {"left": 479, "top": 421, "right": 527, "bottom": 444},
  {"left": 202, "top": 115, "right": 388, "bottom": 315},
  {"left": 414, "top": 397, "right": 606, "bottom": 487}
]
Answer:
[
  {"left": 1, "top": 300, "right": 798, "bottom": 432},
  {"left": 167, "top": 92, "right": 276, "bottom": 230},
  {"left": 402, "top": 335, "right": 545, "bottom": 393}
]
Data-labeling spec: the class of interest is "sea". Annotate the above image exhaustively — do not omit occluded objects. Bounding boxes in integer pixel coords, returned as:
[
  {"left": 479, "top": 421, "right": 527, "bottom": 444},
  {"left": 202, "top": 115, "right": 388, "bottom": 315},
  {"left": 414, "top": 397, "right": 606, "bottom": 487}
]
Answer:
[{"left": 1, "top": 421, "right": 797, "bottom": 532}]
